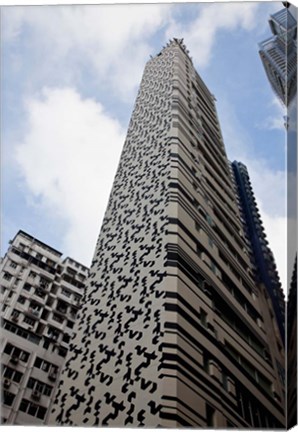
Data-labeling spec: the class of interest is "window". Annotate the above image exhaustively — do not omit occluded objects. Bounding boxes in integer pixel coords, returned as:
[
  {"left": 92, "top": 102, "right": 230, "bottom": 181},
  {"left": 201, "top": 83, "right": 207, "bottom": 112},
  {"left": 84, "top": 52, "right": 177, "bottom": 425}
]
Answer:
[
  {"left": 3, "top": 319, "right": 40, "bottom": 344},
  {"left": 27, "top": 377, "right": 53, "bottom": 396},
  {"left": 2, "top": 365, "right": 23, "bottom": 383},
  {"left": 66, "top": 320, "right": 74, "bottom": 329},
  {"left": 9, "top": 261, "right": 17, "bottom": 269},
  {"left": 200, "top": 309, "right": 207, "bottom": 327},
  {"left": 61, "top": 287, "right": 71, "bottom": 297},
  {"left": 19, "top": 399, "right": 47, "bottom": 420},
  {"left": 24, "top": 283, "right": 32, "bottom": 292},
  {"left": 2, "top": 391, "right": 15, "bottom": 406},
  {"left": 34, "top": 357, "right": 58, "bottom": 375},
  {"left": 40, "top": 277, "right": 49, "bottom": 289},
  {"left": 62, "top": 333, "right": 71, "bottom": 343},
  {"left": 3, "top": 343, "right": 30, "bottom": 363},
  {"left": 52, "top": 313, "right": 64, "bottom": 324},
  {"left": 23, "top": 316, "right": 36, "bottom": 326},
  {"left": 35, "top": 288, "right": 46, "bottom": 299},
  {"left": 29, "top": 271, "right": 37, "bottom": 279},
  {"left": 11, "top": 309, "right": 20, "bottom": 318},
  {"left": 3, "top": 273, "right": 12, "bottom": 281},
  {"left": 206, "top": 404, "right": 215, "bottom": 426},
  {"left": 58, "top": 347, "right": 67, "bottom": 358},
  {"left": 48, "top": 327, "right": 60, "bottom": 340},
  {"left": 17, "top": 295, "right": 26, "bottom": 304}
]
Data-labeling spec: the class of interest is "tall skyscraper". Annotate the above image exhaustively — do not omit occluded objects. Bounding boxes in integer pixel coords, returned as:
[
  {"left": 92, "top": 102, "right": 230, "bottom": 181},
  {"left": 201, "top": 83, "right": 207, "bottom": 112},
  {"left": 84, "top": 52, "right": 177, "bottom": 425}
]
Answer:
[
  {"left": 50, "top": 39, "right": 285, "bottom": 428},
  {"left": 259, "top": 4, "right": 297, "bottom": 107},
  {"left": 232, "top": 161, "right": 285, "bottom": 344},
  {"left": 1, "top": 230, "right": 88, "bottom": 425}
]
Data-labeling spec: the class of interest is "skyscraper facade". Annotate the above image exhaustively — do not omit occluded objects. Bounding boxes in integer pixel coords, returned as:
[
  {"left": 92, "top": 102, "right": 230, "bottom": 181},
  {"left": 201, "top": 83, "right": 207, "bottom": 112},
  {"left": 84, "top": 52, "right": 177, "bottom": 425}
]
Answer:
[
  {"left": 1, "top": 230, "right": 88, "bottom": 425},
  {"left": 50, "top": 39, "right": 285, "bottom": 428},
  {"left": 259, "top": 5, "right": 297, "bottom": 107}
]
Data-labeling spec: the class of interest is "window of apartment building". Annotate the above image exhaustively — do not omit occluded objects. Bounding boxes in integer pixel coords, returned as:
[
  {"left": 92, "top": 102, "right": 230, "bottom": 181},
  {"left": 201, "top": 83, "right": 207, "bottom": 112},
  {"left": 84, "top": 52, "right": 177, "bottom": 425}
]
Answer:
[
  {"left": 4, "top": 343, "right": 30, "bottom": 363},
  {"left": 1, "top": 285, "right": 6, "bottom": 294},
  {"left": 24, "top": 283, "right": 32, "bottom": 292},
  {"left": 29, "top": 271, "right": 37, "bottom": 279},
  {"left": 2, "top": 365, "right": 23, "bottom": 383},
  {"left": 48, "top": 327, "right": 60, "bottom": 340},
  {"left": 34, "top": 357, "right": 58, "bottom": 375},
  {"left": 47, "top": 259, "right": 55, "bottom": 267},
  {"left": 3, "top": 273, "right": 12, "bottom": 281},
  {"left": 35, "top": 253, "right": 43, "bottom": 261},
  {"left": 40, "top": 277, "right": 49, "bottom": 289},
  {"left": 66, "top": 320, "right": 74, "bottom": 329},
  {"left": 18, "top": 243, "right": 26, "bottom": 251},
  {"left": 30, "top": 301, "right": 42, "bottom": 311},
  {"left": 56, "top": 300, "right": 68, "bottom": 314},
  {"left": 27, "top": 377, "right": 53, "bottom": 396},
  {"left": 35, "top": 288, "right": 46, "bottom": 299},
  {"left": 19, "top": 399, "right": 47, "bottom": 420},
  {"left": 17, "top": 295, "right": 26, "bottom": 304},
  {"left": 73, "top": 294, "right": 81, "bottom": 303},
  {"left": 11, "top": 309, "right": 20, "bottom": 319},
  {"left": 3, "top": 391, "right": 15, "bottom": 407},
  {"left": 23, "top": 316, "right": 36, "bottom": 327},
  {"left": 3, "top": 321, "right": 40, "bottom": 344},
  {"left": 200, "top": 308, "right": 207, "bottom": 327},
  {"left": 206, "top": 404, "right": 215, "bottom": 426},
  {"left": 52, "top": 313, "right": 64, "bottom": 324},
  {"left": 61, "top": 287, "right": 71, "bottom": 297},
  {"left": 57, "top": 347, "right": 67, "bottom": 358},
  {"left": 9, "top": 261, "right": 18, "bottom": 269},
  {"left": 70, "top": 308, "right": 77, "bottom": 319},
  {"left": 62, "top": 333, "right": 71, "bottom": 343},
  {"left": 2, "top": 304, "right": 8, "bottom": 312}
]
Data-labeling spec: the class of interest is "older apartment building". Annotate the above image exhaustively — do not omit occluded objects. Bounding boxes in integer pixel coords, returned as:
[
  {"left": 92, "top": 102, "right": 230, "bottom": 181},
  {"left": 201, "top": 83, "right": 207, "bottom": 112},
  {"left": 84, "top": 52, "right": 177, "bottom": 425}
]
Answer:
[
  {"left": 1, "top": 230, "right": 88, "bottom": 425},
  {"left": 49, "top": 39, "right": 285, "bottom": 428}
]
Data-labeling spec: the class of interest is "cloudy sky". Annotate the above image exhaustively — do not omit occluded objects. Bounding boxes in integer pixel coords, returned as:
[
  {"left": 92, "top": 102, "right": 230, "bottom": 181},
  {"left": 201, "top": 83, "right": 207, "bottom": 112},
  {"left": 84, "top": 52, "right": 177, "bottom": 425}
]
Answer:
[{"left": 2, "top": 1, "right": 288, "bottom": 289}]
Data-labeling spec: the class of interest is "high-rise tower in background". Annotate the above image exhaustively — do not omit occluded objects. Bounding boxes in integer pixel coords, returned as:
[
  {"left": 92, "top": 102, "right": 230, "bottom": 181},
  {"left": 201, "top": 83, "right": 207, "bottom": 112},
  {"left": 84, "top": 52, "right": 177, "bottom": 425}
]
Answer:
[
  {"left": 49, "top": 39, "right": 285, "bottom": 428},
  {"left": 259, "top": 4, "right": 297, "bottom": 107},
  {"left": 1, "top": 230, "right": 88, "bottom": 425},
  {"left": 232, "top": 161, "right": 285, "bottom": 344}
]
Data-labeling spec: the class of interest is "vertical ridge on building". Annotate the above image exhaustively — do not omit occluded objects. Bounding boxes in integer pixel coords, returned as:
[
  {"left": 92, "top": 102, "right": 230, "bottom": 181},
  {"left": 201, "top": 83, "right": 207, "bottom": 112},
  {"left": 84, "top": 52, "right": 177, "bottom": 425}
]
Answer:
[{"left": 49, "top": 39, "right": 285, "bottom": 428}]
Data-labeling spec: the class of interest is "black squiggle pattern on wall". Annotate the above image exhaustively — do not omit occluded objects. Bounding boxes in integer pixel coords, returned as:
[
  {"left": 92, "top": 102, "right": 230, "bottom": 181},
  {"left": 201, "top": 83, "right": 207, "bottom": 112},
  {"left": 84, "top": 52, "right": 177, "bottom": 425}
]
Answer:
[{"left": 50, "top": 44, "right": 176, "bottom": 426}]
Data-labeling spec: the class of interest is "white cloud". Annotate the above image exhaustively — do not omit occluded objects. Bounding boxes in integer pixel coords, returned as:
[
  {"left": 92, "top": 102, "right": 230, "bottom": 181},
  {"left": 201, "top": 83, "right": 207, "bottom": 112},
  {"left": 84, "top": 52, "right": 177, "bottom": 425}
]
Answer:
[
  {"left": 258, "top": 97, "right": 286, "bottom": 131},
  {"left": 166, "top": 2, "right": 259, "bottom": 68},
  {"left": 15, "top": 87, "right": 125, "bottom": 266},
  {"left": 3, "top": 4, "right": 171, "bottom": 99}
]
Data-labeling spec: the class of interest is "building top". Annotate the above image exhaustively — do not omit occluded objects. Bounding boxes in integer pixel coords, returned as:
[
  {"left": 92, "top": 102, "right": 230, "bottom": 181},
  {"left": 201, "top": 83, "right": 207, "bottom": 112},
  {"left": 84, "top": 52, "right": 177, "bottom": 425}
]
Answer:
[
  {"left": 269, "top": 7, "right": 297, "bottom": 35},
  {"left": 11, "top": 230, "right": 62, "bottom": 257},
  {"left": 9, "top": 230, "right": 89, "bottom": 271}
]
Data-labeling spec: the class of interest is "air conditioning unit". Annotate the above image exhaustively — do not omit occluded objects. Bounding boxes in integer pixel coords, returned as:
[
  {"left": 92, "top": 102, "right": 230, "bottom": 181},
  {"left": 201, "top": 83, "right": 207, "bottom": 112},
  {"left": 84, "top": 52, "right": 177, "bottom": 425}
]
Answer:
[
  {"left": 3, "top": 379, "right": 11, "bottom": 389},
  {"left": 31, "top": 390, "right": 41, "bottom": 401},
  {"left": 10, "top": 356, "right": 19, "bottom": 365}
]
